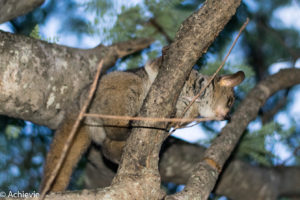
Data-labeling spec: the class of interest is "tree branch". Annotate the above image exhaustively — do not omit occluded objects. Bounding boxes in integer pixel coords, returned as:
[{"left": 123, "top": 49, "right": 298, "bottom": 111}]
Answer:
[
  {"left": 0, "top": 0, "right": 45, "bottom": 24},
  {"left": 0, "top": 30, "right": 153, "bottom": 129},
  {"left": 168, "top": 68, "right": 300, "bottom": 199}
]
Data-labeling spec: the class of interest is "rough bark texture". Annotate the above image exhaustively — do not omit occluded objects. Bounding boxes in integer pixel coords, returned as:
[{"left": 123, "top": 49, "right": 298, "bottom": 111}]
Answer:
[
  {"left": 0, "top": 0, "right": 45, "bottom": 24},
  {"left": 0, "top": 30, "right": 153, "bottom": 129},
  {"left": 167, "top": 68, "right": 300, "bottom": 199}
]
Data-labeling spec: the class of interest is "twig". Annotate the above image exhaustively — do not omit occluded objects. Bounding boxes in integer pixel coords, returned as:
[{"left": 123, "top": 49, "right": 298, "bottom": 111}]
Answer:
[
  {"left": 39, "top": 60, "right": 103, "bottom": 200},
  {"left": 171, "top": 18, "right": 249, "bottom": 133},
  {"left": 83, "top": 113, "right": 222, "bottom": 123}
]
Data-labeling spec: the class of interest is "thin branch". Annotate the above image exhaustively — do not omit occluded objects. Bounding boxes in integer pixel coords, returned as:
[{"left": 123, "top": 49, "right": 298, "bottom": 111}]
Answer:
[
  {"left": 83, "top": 113, "right": 222, "bottom": 123},
  {"left": 39, "top": 60, "right": 103, "bottom": 200}
]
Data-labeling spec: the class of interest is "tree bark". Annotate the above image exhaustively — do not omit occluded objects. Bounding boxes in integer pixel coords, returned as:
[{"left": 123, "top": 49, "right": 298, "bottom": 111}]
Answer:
[
  {"left": 0, "top": 30, "right": 153, "bottom": 128},
  {"left": 0, "top": 0, "right": 45, "bottom": 24}
]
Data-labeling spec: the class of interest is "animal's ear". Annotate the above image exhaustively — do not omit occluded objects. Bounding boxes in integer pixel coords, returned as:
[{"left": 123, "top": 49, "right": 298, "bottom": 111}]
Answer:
[{"left": 219, "top": 71, "right": 245, "bottom": 87}]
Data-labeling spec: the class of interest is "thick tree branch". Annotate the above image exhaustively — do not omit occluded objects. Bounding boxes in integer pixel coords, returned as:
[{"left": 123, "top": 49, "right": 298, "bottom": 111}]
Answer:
[
  {"left": 0, "top": 30, "right": 153, "bottom": 128},
  {"left": 0, "top": 0, "right": 45, "bottom": 24},
  {"left": 168, "top": 68, "right": 300, "bottom": 199}
]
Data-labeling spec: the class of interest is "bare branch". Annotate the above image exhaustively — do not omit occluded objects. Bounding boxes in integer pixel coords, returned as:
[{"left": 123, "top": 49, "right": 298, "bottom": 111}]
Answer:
[{"left": 84, "top": 113, "right": 222, "bottom": 124}]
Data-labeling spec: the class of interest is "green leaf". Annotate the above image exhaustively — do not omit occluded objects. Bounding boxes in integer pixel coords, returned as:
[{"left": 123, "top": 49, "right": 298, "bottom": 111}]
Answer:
[
  {"left": 29, "top": 25, "right": 41, "bottom": 39},
  {"left": 5, "top": 125, "right": 22, "bottom": 139}
]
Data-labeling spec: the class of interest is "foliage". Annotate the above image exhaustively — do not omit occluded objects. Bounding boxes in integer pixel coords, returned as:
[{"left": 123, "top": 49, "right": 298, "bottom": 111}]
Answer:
[
  {"left": 81, "top": 0, "right": 203, "bottom": 67},
  {"left": 29, "top": 25, "right": 59, "bottom": 43},
  {"left": 0, "top": 119, "right": 51, "bottom": 192},
  {"left": 237, "top": 121, "right": 296, "bottom": 166},
  {"left": 29, "top": 25, "right": 41, "bottom": 40},
  {"left": 4, "top": 125, "right": 22, "bottom": 140}
]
